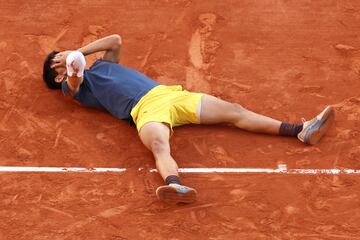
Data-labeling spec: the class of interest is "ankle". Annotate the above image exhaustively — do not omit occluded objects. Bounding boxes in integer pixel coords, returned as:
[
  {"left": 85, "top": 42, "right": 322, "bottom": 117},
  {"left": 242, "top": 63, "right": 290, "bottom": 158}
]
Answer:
[
  {"left": 165, "top": 175, "right": 181, "bottom": 185},
  {"left": 279, "top": 122, "right": 303, "bottom": 137}
]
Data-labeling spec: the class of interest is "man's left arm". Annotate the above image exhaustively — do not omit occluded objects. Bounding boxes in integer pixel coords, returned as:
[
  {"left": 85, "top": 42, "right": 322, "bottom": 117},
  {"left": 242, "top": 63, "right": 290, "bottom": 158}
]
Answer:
[
  {"left": 52, "top": 34, "right": 122, "bottom": 68},
  {"left": 78, "top": 34, "right": 122, "bottom": 63}
]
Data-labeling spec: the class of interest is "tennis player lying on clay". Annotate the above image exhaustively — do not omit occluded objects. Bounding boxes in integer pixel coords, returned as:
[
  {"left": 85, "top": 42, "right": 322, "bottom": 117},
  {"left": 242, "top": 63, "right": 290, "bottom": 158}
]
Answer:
[{"left": 42, "top": 34, "right": 334, "bottom": 204}]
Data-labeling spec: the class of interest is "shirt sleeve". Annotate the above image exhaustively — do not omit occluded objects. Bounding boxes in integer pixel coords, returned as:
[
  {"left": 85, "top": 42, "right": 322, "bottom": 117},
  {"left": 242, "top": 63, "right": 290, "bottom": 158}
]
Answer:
[{"left": 61, "top": 80, "right": 73, "bottom": 97}]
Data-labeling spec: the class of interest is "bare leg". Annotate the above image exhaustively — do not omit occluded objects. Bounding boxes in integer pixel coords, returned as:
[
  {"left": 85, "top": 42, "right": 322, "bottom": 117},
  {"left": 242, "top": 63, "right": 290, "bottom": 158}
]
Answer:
[
  {"left": 197, "top": 94, "right": 282, "bottom": 134},
  {"left": 138, "top": 122, "right": 178, "bottom": 180},
  {"left": 139, "top": 121, "right": 197, "bottom": 204}
]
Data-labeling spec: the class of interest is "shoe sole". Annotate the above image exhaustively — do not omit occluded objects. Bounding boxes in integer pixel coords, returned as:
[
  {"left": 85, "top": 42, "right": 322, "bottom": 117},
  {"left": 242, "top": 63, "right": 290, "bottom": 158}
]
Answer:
[
  {"left": 156, "top": 186, "right": 197, "bottom": 204},
  {"left": 306, "top": 106, "right": 335, "bottom": 145}
]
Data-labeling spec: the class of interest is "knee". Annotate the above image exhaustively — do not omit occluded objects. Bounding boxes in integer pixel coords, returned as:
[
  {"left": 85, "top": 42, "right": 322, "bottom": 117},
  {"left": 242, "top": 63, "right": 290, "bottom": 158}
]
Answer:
[
  {"left": 228, "top": 103, "right": 246, "bottom": 122},
  {"left": 232, "top": 103, "right": 245, "bottom": 113},
  {"left": 150, "top": 138, "right": 170, "bottom": 155}
]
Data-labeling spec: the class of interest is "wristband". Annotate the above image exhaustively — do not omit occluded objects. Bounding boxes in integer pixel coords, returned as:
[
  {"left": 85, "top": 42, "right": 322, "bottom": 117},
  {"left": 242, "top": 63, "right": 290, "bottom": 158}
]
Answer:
[{"left": 66, "top": 51, "right": 86, "bottom": 77}]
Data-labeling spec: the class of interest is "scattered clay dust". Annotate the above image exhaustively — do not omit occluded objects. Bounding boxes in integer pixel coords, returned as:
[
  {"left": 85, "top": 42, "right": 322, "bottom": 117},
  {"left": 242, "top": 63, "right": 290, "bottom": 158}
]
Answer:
[{"left": 0, "top": 0, "right": 360, "bottom": 239}]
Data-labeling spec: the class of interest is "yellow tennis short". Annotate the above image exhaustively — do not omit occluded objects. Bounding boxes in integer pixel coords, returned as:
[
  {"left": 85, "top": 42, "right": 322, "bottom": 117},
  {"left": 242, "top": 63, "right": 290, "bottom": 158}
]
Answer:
[{"left": 130, "top": 85, "right": 203, "bottom": 133}]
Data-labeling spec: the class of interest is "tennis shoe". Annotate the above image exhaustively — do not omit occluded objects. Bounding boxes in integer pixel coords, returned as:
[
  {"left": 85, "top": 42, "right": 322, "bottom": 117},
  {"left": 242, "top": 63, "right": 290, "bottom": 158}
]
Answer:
[
  {"left": 156, "top": 184, "right": 197, "bottom": 204},
  {"left": 297, "top": 106, "right": 335, "bottom": 145}
]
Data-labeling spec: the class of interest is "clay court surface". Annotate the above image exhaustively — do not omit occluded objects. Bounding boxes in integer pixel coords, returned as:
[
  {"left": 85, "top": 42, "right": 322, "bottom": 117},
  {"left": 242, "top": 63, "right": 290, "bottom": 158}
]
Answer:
[{"left": 1, "top": 0, "right": 360, "bottom": 239}]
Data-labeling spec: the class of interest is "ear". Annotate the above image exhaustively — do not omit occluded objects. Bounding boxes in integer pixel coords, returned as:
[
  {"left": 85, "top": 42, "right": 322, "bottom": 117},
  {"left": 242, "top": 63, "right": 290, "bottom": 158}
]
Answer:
[{"left": 54, "top": 74, "right": 65, "bottom": 83}]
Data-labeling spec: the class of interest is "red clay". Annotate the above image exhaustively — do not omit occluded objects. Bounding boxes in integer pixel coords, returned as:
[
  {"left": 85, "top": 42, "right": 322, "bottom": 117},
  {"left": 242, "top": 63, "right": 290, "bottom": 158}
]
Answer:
[{"left": 0, "top": 0, "right": 360, "bottom": 239}]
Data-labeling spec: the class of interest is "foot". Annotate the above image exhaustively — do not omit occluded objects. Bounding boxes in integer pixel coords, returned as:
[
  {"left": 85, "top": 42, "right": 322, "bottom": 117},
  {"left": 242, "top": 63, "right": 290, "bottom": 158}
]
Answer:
[
  {"left": 156, "top": 184, "right": 197, "bottom": 204},
  {"left": 297, "top": 106, "right": 335, "bottom": 145}
]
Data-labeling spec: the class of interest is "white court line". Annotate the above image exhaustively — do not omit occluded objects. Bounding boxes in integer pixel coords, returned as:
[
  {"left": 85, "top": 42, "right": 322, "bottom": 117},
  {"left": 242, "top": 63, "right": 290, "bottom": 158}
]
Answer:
[
  {"left": 0, "top": 164, "right": 359, "bottom": 174},
  {"left": 0, "top": 167, "right": 127, "bottom": 173}
]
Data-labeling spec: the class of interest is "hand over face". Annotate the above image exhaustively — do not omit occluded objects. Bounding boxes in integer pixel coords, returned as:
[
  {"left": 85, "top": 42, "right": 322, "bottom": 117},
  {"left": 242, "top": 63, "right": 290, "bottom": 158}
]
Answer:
[{"left": 51, "top": 50, "right": 72, "bottom": 68}]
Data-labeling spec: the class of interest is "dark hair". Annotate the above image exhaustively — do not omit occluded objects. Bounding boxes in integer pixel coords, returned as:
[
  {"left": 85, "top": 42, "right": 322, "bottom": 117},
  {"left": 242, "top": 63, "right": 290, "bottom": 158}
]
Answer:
[{"left": 42, "top": 51, "right": 62, "bottom": 89}]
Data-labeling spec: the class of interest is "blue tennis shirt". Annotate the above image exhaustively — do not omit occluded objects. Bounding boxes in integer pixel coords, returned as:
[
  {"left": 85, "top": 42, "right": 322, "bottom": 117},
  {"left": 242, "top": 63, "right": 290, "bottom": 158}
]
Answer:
[{"left": 62, "top": 60, "right": 159, "bottom": 121}]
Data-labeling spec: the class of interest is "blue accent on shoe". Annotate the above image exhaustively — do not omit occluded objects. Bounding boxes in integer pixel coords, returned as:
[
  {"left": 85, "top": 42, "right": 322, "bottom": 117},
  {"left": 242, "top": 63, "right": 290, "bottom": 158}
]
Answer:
[
  {"left": 172, "top": 185, "right": 193, "bottom": 195},
  {"left": 304, "top": 118, "right": 324, "bottom": 144}
]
